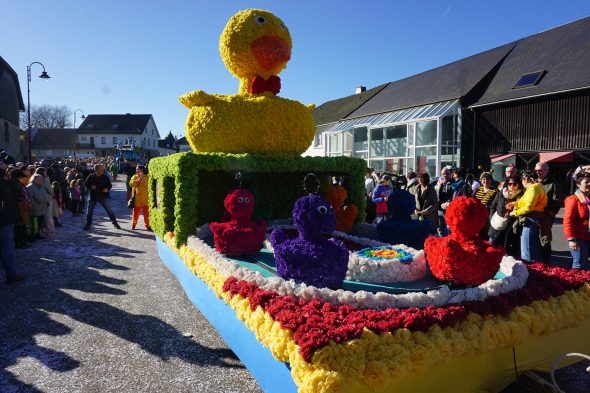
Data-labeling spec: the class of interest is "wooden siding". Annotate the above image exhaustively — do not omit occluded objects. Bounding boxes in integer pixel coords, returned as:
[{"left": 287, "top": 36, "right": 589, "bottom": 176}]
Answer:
[{"left": 461, "top": 89, "right": 590, "bottom": 167}]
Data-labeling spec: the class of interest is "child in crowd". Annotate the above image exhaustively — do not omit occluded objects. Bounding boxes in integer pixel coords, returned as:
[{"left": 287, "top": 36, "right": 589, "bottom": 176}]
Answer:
[
  {"left": 69, "top": 179, "right": 82, "bottom": 216},
  {"left": 372, "top": 174, "right": 392, "bottom": 224},
  {"left": 52, "top": 181, "right": 64, "bottom": 227}
]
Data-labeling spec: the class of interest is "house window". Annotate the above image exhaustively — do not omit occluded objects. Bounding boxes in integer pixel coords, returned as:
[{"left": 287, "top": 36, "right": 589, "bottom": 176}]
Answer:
[
  {"left": 101, "top": 136, "right": 106, "bottom": 144},
  {"left": 113, "top": 137, "right": 118, "bottom": 144},
  {"left": 81, "top": 136, "right": 87, "bottom": 141},
  {"left": 4, "top": 122, "right": 8, "bottom": 143}
]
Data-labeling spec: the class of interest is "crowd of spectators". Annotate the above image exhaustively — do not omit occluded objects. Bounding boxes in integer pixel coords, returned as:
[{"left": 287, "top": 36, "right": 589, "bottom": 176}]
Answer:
[{"left": 364, "top": 161, "right": 590, "bottom": 270}]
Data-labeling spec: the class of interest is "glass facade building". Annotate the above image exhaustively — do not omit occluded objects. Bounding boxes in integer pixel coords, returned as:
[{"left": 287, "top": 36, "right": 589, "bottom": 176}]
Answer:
[{"left": 324, "top": 100, "right": 461, "bottom": 177}]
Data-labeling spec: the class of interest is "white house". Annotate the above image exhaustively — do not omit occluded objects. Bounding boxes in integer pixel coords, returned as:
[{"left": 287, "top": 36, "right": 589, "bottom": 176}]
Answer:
[{"left": 77, "top": 113, "right": 161, "bottom": 158}]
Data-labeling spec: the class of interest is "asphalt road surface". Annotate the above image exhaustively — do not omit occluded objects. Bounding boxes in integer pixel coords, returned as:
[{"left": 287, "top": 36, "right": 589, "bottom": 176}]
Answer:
[
  {"left": 0, "top": 178, "right": 262, "bottom": 393},
  {"left": 1, "top": 177, "right": 588, "bottom": 392}
]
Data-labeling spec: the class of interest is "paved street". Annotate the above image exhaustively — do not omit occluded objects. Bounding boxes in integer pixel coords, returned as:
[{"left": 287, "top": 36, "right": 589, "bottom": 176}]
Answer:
[
  {"left": 1, "top": 177, "right": 588, "bottom": 393},
  {"left": 0, "top": 178, "right": 261, "bottom": 393}
]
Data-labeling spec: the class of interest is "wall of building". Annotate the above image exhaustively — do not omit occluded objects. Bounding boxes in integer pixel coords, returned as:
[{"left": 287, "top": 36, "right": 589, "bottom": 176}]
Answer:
[
  {"left": 0, "top": 69, "right": 24, "bottom": 160},
  {"left": 463, "top": 89, "right": 590, "bottom": 168}
]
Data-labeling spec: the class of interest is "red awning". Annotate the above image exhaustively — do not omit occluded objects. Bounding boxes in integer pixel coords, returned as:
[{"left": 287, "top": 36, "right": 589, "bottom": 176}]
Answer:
[
  {"left": 491, "top": 153, "right": 516, "bottom": 163},
  {"left": 538, "top": 151, "right": 574, "bottom": 163}
]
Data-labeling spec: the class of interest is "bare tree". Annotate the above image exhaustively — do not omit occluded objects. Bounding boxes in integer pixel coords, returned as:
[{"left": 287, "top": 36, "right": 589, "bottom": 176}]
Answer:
[{"left": 20, "top": 104, "right": 73, "bottom": 129}]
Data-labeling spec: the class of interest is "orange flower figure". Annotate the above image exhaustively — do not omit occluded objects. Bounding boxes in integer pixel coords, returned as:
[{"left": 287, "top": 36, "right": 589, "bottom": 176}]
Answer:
[
  {"left": 424, "top": 196, "right": 504, "bottom": 285},
  {"left": 324, "top": 185, "right": 358, "bottom": 233}
]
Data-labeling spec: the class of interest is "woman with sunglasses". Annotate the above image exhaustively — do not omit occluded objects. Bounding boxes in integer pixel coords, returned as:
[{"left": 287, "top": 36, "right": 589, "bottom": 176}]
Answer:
[
  {"left": 563, "top": 171, "right": 590, "bottom": 270},
  {"left": 489, "top": 177, "right": 523, "bottom": 256},
  {"left": 505, "top": 171, "right": 548, "bottom": 262}
]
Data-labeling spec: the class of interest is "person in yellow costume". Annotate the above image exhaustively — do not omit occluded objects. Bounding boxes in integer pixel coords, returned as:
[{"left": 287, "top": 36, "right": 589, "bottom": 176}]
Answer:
[
  {"left": 506, "top": 170, "right": 547, "bottom": 261},
  {"left": 130, "top": 165, "right": 150, "bottom": 230},
  {"left": 179, "top": 9, "right": 315, "bottom": 156}
]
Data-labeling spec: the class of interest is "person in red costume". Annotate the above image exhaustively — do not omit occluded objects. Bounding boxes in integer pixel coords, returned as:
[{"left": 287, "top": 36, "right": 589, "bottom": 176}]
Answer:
[
  {"left": 425, "top": 196, "right": 504, "bottom": 286},
  {"left": 210, "top": 189, "right": 267, "bottom": 256},
  {"left": 324, "top": 184, "right": 358, "bottom": 233}
]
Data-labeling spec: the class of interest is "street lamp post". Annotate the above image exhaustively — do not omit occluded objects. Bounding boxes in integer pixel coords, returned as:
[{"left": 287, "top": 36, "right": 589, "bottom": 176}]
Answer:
[
  {"left": 73, "top": 108, "right": 85, "bottom": 128},
  {"left": 26, "top": 62, "right": 50, "bottom": 163}
]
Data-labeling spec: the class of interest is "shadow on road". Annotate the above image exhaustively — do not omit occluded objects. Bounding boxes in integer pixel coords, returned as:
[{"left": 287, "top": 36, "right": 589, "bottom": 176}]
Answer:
[{"left": 0, "top": 182, "right": 241, "bottom": 391}]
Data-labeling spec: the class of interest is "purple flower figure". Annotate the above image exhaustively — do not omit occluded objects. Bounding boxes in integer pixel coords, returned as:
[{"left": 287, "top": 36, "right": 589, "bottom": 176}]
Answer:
[{"left": 270, "top": 195, "right": 349, "bottom": 288}]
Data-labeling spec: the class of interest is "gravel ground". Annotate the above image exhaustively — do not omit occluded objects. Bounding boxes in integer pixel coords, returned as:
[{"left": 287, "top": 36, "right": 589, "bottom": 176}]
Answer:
[{"left": 0, "top": 177, "right": 261, "bottom": 393}]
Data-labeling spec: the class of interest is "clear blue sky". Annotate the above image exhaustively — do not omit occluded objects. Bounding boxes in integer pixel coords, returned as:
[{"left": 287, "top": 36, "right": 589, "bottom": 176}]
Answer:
[{"left": 2, "top": 0, "right": 589, "bottom": 138}]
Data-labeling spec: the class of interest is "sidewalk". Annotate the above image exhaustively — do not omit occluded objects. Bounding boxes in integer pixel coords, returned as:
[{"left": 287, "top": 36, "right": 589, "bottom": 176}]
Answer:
[{"left": 0, "top": 176, "right": 261, "bottom": 392}]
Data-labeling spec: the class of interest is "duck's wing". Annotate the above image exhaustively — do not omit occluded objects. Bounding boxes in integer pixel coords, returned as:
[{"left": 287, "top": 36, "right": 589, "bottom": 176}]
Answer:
[{"left": 178, "top": 90, "right": 216, "bottom": 108}]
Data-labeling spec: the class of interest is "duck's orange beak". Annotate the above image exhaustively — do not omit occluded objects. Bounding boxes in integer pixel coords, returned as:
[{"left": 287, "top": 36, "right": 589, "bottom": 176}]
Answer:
[{"left": 251, "top": 35, "right": 291, "bottom": 71}]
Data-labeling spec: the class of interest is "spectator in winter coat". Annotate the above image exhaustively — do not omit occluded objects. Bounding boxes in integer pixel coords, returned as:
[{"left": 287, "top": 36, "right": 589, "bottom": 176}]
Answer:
[
  {"left": 372, "top": 175, "right": 392, "bottom": 223},
  {"left": 474, "top": 172, "right": 498, "bottom": 239},
  {"left": 0, "top": 168, "right": 24, "bottom": 283},
  {"left": 84, "top": 164, "right": 120, "bottom": 230},
  {"left": 129, "top": 165, "right": 150, "bottom": 230},
  {"left": 563, "top": 170, "right": 590, "bottom": 270},
  {"left": 535, "top": 162, "right": 564, "bottom": 263},
  {"left": 450, "top": 167, "right": 470, "bottom": 199},
  {"left": 9, "top": 169, "right": 31, "bottom": 249},
  {"left": 414, "top": 172, "right": 439, "bottom": 228},
  {"left": 26, "top": 174, "right": 51, "bottom": 240},
  {"left": 436, "top": 166, "right": 454, "bottom": 236},
  {"left": 507, "top": 171, "right": 548, "bottom": 262},
  {"left": 489, "top": 178, "right": 523, "bottom": 257}
]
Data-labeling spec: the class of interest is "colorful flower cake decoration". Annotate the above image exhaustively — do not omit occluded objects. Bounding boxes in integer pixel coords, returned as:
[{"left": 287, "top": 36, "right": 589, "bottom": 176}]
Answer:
[
  {"left": 425, "top": 196, "right": 504, "bottom": 285},
  {"left": 270, "top": 174, "right": 348, "bottom": 288},
  {"left": 210, "top": 188, "right": 267, "bottom": 256},
  {"left": 179, "top": 8, "right": 315, "bottom": 156},
  {"left": 324, "top": 184, "right": 358, "bottom": 233}
]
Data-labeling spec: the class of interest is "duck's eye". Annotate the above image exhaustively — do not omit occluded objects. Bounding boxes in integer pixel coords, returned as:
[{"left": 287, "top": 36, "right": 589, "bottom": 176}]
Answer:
[
  {"left": 255, "top": 16, "right": 266, "bottom": 25},
  {"left": 317, "top": 206, "right": 328, "bottom": 214},
  {"left": 244, "top": 197, "right": 250, "bottom": 203},
  {"left": 238, "top": 197, "right": 244, "bottom": 203},
  {"left": 279, "top": 22, "right": 286, "bottom": 30}
]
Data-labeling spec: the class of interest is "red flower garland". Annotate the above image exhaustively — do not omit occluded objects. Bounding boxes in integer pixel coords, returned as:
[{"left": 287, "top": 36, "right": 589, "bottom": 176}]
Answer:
[{"left": 223, "top": 263, "right": 590, "bottom": 362}]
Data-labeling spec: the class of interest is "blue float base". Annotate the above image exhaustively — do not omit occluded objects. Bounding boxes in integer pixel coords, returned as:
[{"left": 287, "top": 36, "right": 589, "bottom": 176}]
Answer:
[{"left": 156, "top": 237, "right": 298, "bottom": 393}]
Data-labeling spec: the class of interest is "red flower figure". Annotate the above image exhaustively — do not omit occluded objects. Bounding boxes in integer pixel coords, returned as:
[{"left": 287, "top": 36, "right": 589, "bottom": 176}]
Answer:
[
  {"left": 425, "top": 196, "right": 504, "bottom": 285},
  {"left": 210, "top": 189, "right": 267, "bottom": 255}
]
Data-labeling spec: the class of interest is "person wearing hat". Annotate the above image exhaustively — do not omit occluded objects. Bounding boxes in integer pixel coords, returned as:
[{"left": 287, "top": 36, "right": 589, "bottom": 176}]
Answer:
[
  {"left": 372, "top": 174, "right": 392, "bottom": 224},
  {"left": 563, "top": 170, "right": 590, "bottom": 270}
]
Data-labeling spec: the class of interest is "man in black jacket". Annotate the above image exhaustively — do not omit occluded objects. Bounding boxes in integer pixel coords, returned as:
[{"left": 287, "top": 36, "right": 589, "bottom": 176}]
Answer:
[
  {"left": 84, "top": 164, "right": 121, "bottom": 230},
  {"left": 0, "top": 168, "right": 24, "bottom": 284},
  {"left": 535, "top": 162, "right": 564, "bottom": 263}
]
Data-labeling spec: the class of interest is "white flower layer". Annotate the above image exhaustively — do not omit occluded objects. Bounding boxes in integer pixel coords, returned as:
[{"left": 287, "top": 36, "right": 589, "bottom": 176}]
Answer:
[{"left": 185, "top": 233, "right": 529, "bottom": 311}]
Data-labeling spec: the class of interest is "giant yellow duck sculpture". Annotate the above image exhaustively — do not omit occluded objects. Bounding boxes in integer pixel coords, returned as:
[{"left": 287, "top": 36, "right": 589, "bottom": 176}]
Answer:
[{"left": 179, "top": 9, "right": 316, "bottom": 156}]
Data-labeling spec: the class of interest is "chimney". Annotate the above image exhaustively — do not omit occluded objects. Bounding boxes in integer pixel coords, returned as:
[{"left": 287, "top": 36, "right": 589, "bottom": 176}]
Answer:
[{"left": 356, "top": 86, "right": 366, "bottom": 94}]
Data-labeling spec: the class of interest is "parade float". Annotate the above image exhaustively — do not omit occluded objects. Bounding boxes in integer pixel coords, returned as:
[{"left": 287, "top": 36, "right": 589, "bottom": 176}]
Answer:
[{"left": 150, "top": 8, "right": 590, "bottom": 393}]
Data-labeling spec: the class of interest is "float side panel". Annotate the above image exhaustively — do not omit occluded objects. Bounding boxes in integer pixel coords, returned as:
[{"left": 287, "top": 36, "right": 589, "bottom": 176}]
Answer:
[{"left": 156, "top": 237, "right": 298, "bottom": 393}]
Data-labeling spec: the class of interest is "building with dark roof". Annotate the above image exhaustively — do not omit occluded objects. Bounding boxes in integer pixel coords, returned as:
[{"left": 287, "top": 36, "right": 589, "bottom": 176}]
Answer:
[
  {"left": 31, "top": 128, "right": 77, "bottom": 159},
  {"left": 312, "top": 16, "right": 590, "bottom": 180},
  {"left": 0, "top": 56, "right": 26, "bottom": 161},
  {"left": 77, "top": 114, "right": 161, "bottom": 158},
  {"left": 176, "top": 136, "right": 191, "bottom": 152}
]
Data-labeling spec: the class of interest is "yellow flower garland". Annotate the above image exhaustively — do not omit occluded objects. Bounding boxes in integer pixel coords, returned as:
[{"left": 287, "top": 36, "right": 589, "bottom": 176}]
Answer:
[{"left": 164, "top": 235, "right": 590, "bottom": 393}]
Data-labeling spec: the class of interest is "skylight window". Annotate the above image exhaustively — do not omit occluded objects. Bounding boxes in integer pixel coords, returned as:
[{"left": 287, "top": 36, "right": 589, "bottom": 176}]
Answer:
[
  {"left": 513, "top": 70, "right": 546, "bottom": 89},
  {"left": 112, "top": 123, "right": 119, "bottom": 130}
]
